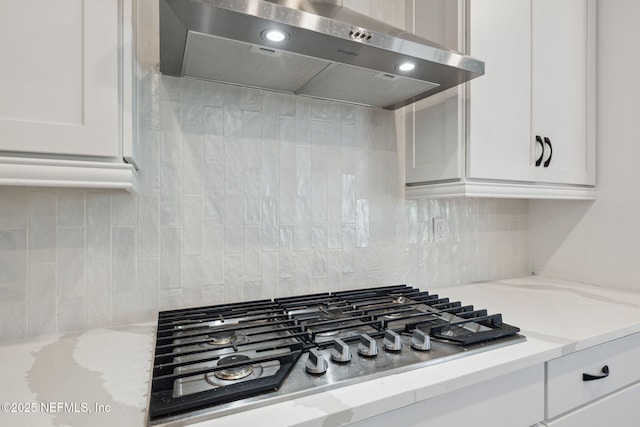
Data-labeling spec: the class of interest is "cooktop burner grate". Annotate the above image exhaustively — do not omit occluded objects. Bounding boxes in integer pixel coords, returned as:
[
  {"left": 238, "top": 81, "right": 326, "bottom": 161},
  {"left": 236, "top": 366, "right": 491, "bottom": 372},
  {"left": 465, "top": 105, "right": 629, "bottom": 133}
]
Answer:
[{"left": 148, "top": 284, "right": 523, "bottom": 426}]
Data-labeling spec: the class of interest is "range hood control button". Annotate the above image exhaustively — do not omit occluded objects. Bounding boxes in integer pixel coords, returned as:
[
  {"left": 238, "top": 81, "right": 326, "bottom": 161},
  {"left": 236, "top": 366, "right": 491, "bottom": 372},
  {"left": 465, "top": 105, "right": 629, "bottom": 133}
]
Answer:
[
  {"left": 305, "top": 348, "right": 328, "bottom": 375},
  {"left": 411, "top": 329, "right": 431, "bottom": 351},
  {"left": 383, "top": 330, "right": 402, "bottom": 352},
  {"left": 331, "top": 338, "right": 352, "bottom": 363},
  {"left": 358, "top": 334, "right": 378, "bottom": 357}
]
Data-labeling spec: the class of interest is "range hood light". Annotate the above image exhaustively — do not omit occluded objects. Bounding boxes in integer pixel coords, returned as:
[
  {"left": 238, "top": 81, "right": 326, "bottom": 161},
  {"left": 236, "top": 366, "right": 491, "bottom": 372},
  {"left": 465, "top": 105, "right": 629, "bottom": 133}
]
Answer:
[
  {"left": 397, "top": 62, "right": 417, "bottom": 72},
  {"left": 262, "top": 29, "right": 289, "bottom": 42}
]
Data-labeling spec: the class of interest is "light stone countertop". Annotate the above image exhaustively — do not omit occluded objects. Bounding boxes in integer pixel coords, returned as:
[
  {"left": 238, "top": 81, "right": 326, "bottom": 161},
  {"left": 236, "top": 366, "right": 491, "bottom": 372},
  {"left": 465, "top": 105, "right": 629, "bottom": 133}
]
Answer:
[
  {"left": 2, "top": 276, "right": 640, "bottom": 427},
  {"left": 0, "top": 323, "right": 155, "bottom": 427}
]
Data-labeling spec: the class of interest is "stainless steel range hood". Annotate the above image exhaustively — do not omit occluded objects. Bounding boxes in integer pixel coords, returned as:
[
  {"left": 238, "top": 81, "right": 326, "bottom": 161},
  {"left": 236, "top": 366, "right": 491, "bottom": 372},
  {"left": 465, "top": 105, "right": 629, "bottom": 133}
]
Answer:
[{"left": 159, "top": 0, "right": 484, "bottom": 110}]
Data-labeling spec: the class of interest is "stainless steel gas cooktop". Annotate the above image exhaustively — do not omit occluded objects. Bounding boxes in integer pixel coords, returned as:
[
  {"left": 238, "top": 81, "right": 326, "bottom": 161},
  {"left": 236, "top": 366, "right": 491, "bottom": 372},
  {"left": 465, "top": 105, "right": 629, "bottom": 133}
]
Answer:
[{"left": 147, "top": 284, "right": 524, "bottom": 426}]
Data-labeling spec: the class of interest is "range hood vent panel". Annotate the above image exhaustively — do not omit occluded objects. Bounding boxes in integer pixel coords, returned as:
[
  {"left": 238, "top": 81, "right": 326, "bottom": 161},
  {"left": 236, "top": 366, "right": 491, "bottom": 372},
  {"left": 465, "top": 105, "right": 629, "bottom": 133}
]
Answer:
[
  {"left": 183, "top": 32, "right": 332, "bottom": 93},
  {"left": 160, "top": 0, "right": 484, "bottom": 110},
  {"left": 298, "top": 63, "right": 438, "bottom": 107}
]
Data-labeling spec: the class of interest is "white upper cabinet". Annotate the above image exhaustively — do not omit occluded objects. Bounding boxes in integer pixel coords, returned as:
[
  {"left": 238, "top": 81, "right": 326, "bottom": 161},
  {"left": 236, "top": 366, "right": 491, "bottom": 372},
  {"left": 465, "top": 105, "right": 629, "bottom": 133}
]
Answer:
[
  {"left": 405, "top": 0, "right": 465, "bottom": 185},
  {"left": 0, "top": 0, "right": 137, "bottom": 190},
  {"left": 466, "top": 0, "right": 532, "bottom": 183},
  {"left": 530, "top": 0, "right": 594, "bottom": 186},
  {"left": 406, "top": 0, "right": 596, "bottom": 199}
]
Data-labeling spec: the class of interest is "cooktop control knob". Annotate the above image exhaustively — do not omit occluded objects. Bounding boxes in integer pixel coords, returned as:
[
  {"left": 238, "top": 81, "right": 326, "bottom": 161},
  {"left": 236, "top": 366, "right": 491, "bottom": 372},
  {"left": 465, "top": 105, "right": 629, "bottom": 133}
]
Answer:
[
  {"left": 331, "top": 338, "right": 352, "bottom": 363},
  {"left": 358, "top": 334, "right": 378, "bottom": 357},
  {"left": 305, "top": 348, "right": 328, "bottom": 375},
  {"left": 411, "top": 329, "right": 431, "bottom": 351},
  {"left": 383, "top": 329, "right": 402, "bottom": 352}
]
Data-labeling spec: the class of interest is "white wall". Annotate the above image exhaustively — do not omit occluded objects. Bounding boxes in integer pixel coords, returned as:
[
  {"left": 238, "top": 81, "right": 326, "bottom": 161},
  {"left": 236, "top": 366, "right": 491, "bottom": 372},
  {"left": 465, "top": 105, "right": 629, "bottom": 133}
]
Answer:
[{"left": 529, "top": 0, "right": 640, "bottom": 289}]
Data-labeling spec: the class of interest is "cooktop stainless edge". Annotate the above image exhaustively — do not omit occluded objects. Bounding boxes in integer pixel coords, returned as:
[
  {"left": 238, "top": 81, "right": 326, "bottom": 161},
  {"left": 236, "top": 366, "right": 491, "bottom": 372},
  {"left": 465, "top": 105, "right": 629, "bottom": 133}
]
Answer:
[{"left": 150, "top": 334, "right": 526, "bottom": 427}]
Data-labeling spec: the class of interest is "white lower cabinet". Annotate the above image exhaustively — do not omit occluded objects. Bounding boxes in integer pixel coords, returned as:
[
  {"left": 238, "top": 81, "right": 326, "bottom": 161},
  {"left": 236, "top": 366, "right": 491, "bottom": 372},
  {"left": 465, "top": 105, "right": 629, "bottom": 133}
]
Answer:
[
  {"left": 342, "top": 333, "right": 640, "bottom": 426},
  {"left": 543, "top": 333, "right": 640, "bottom": 426},
  {"left": 348, "top": 364, "right": 544, "bottom": 427},
  {"left": 543, "top": 382, "right": 640, "bottom": 427}
]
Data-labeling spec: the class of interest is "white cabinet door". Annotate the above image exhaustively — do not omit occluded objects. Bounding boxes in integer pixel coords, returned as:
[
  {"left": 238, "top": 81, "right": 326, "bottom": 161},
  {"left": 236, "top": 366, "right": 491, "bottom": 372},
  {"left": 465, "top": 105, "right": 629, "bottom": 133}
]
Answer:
[
  {"left": 531, "top": 0, "right": 595, "bottom": 185},
  {"left": 467, "top": 0, "right": 533, "bottom": 183},
  {"left": 405, "top": 0, "right": 464, "bottom": 184},
  {"left": 0, "top": 0, "right": 120, "bottom": 159},
  {"left": 348, "top": 364, "right": 544, "bottom": 427},
  {"left": 544, "top": 382, "right": 640, "bottom": 427},
  {"left": 468, "top": 0, "right": 594, "bottom": 186},
  {"left": 545, "top": 333, "right": 640, "bottom": 420}
]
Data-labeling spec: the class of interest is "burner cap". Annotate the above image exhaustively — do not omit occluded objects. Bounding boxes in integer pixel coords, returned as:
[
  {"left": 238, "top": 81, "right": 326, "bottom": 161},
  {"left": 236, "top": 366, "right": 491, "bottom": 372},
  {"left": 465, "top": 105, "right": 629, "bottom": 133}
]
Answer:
[
  {"left": 307, "top": 316, "right": 347, "bottom": 337},
  {"left": 213, "top": 354, "right": 254, "bottom": 380},
  {"left": 316, "top": 329, "right": 341, "bottom": 337},
  {"left": 208, "top": 330, "right": 237, "bottom": 345},
  {"left": 383, "top": 312, "right": 403, "bottom": 319},
  {"left": 312, "top": 317, "right": 345, "bottom": 337}
]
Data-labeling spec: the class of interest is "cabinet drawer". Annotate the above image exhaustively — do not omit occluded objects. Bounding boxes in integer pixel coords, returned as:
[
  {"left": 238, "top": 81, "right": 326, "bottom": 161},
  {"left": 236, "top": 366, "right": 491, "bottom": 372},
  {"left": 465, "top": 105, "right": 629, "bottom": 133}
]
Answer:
[
  {"left": 348, "top": 365, "right": 544, "bottom": 427},
  {"left": 546, "top": 333, "right": 640, "bottom": 419},
  {"left": 544, "top": 381, "right": 640, "bottom": 427}
]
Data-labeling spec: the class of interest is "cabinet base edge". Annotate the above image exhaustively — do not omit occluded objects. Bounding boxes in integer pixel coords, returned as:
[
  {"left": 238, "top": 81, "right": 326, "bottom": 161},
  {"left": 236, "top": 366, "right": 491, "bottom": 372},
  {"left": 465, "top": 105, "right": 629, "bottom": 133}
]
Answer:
[
  {"left": 406, "top": 181, "right": 597, "bottom": 200},
  {"left": 0, "top": 157, "right": 138, "bottom": 192}
]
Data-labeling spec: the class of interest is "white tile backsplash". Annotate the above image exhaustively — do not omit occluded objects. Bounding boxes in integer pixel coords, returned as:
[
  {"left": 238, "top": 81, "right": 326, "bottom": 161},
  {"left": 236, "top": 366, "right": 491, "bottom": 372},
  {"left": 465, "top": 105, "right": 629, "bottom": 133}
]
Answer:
[
  {"left": 137, "top": 192, "right": 160, "bottom": 258},
  {"left": 204, "top": 223, "right": 224, "bottom": 284},
  {"left": 203, "top": 135, "right": 225, "bottom": 224},
  {"left": 0, "top": 188, "right": 28, "bottom": 229},
  {"left": 0, "top": 0, "right": 530, "bottom": 341},
  {"left": 279, "top": 225, "right": 295, "bottom": 279},
  {"left": 112, "top": 291, "right": 138, "bottom": 327},
  {"left": 183, "top": 135, "right": 204, "bottom": 195},
  {"left": 182, "top": 256, "right": 206, "bottom": 307},
  {"left": 57, "top": 227, "right": 85, "bottom": 299},
  {"left": 262, "top": 197, "right": 279, "bottom": 252},
  {"left": 112, "top": 192, "right": 137, "bottom": 227},
  {"left": 0, "top": 300, "right": 27, "bottom": 341},
  {"left": 86, "top": 192, "right": 112, "bottom": 261},
  {"left": 160, "top": 227, "right": 182, "bottom": 289},
  {"left": 86, "top": 260, "right": 111, "bottom": 329},
  {"left": 28, "top": 191, "right": 57, "bottom": 264},
  {"left": 58, "top": 296, "right": 85, "bottom": 333},
  {"left": 356, "top": 199, "right": 370, "bottom": 248},
  {"left": 112, "top": 227, "right": 136, "bottom": 293},
  {"left": 159, "top": 161, "right": 183, "bottom": 226},
  {"left": 224, "top": 254, "right": 243, "bottom": 302},
  {"left": 58, "top": 189, "right": 85, "bottom": 227},
  {"left": 0, "top": 230, "right": 27, "bottom": 302},
  {"left": 262, "top": 252, "right": 279, "bottom": 298},
  {"left": 243, "top": 225, "right": 262, "bottom": 282},
  {"left": 27, "top": 263, "right": 56, "bottom": 336},
  {"left": 183, "top": 195, "right": 204, "bottom": 256}
]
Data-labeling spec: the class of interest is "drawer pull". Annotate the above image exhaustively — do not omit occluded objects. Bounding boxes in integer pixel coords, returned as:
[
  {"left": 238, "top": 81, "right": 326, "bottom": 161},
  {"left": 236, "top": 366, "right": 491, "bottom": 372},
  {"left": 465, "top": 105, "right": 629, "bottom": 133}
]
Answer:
[
  {"left": 535, "top": 135, "right": 544, "bottom": 166},
  {"left": 543, "top": 137, "right": 553, "bottom": 167},
  {"left": 582, "top": 365, "right": 609, "bottom": 381}
]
